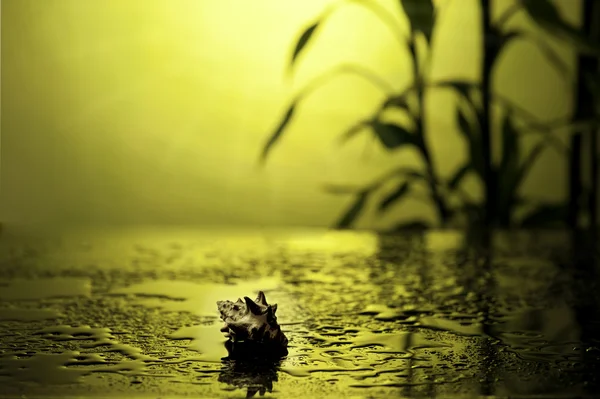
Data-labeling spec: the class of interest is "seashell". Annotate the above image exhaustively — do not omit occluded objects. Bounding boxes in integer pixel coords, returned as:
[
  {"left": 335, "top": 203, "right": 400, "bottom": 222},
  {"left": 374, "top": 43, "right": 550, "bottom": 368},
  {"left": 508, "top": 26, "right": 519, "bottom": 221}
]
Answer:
[{"left": 216, "top": 291, "right": 288, "bottom": 354}]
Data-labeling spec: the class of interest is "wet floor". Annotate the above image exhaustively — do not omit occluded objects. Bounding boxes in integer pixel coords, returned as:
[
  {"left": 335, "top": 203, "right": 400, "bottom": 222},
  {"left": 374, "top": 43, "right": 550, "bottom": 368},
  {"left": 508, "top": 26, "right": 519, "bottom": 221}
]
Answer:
[{"left": 0, "top": 226, "right": 599, "bottom": 398}]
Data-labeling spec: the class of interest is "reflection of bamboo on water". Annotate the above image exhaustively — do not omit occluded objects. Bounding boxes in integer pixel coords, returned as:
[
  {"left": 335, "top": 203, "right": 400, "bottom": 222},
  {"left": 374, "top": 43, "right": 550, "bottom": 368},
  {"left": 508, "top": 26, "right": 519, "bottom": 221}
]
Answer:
[
  {"left": 404, "top": 231, "right": 424, "bottom": 395},
  {"left": 478, "top": 232, "right": 496, "bottom": 396},
  {"left": 570, "top": 232, "right": 600, "bottom": 395}
]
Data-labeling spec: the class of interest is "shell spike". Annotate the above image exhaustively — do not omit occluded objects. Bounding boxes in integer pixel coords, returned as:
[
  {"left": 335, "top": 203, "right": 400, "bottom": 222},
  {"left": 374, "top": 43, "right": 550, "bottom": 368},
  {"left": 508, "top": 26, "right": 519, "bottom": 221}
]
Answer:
[
  {"left": 256, "top": 291, "right": 268, "bottom": 306},
  {"left": 244, "top": 296, "right": 263, "bottom": 315}
]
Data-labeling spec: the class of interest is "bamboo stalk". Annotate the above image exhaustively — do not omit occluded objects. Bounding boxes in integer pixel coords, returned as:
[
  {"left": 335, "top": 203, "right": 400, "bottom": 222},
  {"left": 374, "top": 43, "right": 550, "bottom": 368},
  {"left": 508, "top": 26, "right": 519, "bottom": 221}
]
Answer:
[
  {"left": 480, "top": 0, "right": 495, "bottom": 229},
  {"left": 408, "top": 41, "right": 450, "bottom": 227},
  {"left": 588, "top": 0, "right": 600, "bottom": 232},
  {"left": 568, "top": 137, "right": 583, "bottom": 229},
  {"left": 593, "top": 126, "right": 598, "bottom": 231},
  {"left": 571, "top": 0, "right": 599, "bottom": 230}
]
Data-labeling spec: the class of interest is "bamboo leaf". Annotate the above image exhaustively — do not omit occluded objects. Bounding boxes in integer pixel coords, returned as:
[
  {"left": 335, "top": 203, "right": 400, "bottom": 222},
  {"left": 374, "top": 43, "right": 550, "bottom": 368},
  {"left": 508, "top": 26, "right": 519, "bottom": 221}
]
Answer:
[
  {"left": 433, "top": 80, "right": 474, "bottom": 101},
  {"left": 334, "top": 191, "right": 370, "bottom": 229},
  {"left": 338, "top": 121, "right": 369, "bottom": 145},
  {"left": 530, "top": 34, "right": 571, "bottom": 79},
  {"left": 561, "top": 118, "right": 600, "bottom": 133},
  {"left": 383, "top": 94, "right": 411, "bottom": 112},
  {"left": 487, "top": 28, "right": 520, "bottom": 67},
  {"left": 389, "top": 220, "right": 430, "bottom": 232},
  {"left": 324, "top": 166, "right": 427, "bottom": 199},
  {"left": 499, "top": 111, "right": 520, "bottom": 178},
  {"left": 520, "top": 203, "right": 567, "bottom": 227},
  {"left": 455, "top": 107, "right": 485, "bottom": 179},
  {"left": 324, "top": 184, "right": 364, "bottom": 194},
  {"left": 290, "top": 22, "right": 319, "bottom": 68},
  {"left": 448, "top": 163, "right": 471, "bottom": 190},
  {"left": 496, "top": 30, "right": 569, "bottom": 79},
  {"left": 498, "top": 111, "right": 521, "bottom": 216},
  {"left": 371, "top": 121, "right": 417, "bottom": 149},
  {"left": 488, "top": 29, "right": 569, "bottom": 80},
  {"left": 378, "top": 181, "right": 411, "bottom": 212},
  {"left": 521, "top": 0, "right": 600, "bottom": 56},
  {"left": 260, "top": 103, "right": 296, "bottom": 164},
  {"left": 400, "top": 168, "right": 428, "bottom": 180},
  {"left": 400, "top": 0, "right": 435, "bottom": 42},
  {"left": 497, "top": 30, "right": 521, "bottom": 50},
  {"left": 514, "top": 140, "right": 547, "bottom": 190},
  {"left": 302, "top": 63, "right": 394, "bottom": 96},
  {"left": 456, "top": 108, "right": 472, "bottom": 139},
  {"left": 527, "top": 117, "right": 600, "bottom": 137},
  {"left": 375, "top": 166, "right": 429, "bottom": 188},
  {"left": 520, "top": 0, "right": 567, "bottom": 31}
]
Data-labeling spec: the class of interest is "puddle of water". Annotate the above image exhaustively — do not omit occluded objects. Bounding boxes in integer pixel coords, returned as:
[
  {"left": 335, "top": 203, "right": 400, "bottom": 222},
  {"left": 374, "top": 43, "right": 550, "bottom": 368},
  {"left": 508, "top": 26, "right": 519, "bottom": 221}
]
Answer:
[
  {"left": 0, "top": 324, "right": 183, "bottom": 388},
  {"left": 350, "top": 331, "right": 450, "bottom": 353},
  {"left": 359, "top": 304, "right": 407, "bottom": 321},
  {"left": 168, "top": 325, "right": 228, "bottom": 362},
  {"left": 34, "top": 325, "right": 157, "bottom": 362},
  {"left": 348, "top": 376, "right": 468, "bottom": 389},
  {"left": 489, "top": 303, "right": 583, "bottom": 362},
  {"left": 273, "top": 324, "right": 458, "bottom": 387},
  {"left": 0, "top": 351, "right": 89, "bottom": 384},
  {"left": 0, "top": 307, "right": 64, "bottom": 321},
  {"left": 417, "top": 316, "right": 482, "bottom": 337},
  {"left": 0, "top": 278, "right": 91, "bottom": 300}
]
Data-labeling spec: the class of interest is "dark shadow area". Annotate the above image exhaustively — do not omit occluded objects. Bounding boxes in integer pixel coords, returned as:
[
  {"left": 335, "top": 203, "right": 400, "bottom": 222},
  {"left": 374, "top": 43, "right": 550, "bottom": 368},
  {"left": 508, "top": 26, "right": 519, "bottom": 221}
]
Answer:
[
  {"left": 373, "top": 229, "right": 600, "bottom": 396},
  {"left": 218, "top": 340, "right": 284, "bottom": 398}
]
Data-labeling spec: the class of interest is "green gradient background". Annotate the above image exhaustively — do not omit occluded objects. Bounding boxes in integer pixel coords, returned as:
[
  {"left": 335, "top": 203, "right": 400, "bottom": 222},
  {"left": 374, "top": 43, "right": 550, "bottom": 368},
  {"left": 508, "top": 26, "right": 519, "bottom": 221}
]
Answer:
[{"left": 0, "top": 0, "right": 589, "bottom": 229}]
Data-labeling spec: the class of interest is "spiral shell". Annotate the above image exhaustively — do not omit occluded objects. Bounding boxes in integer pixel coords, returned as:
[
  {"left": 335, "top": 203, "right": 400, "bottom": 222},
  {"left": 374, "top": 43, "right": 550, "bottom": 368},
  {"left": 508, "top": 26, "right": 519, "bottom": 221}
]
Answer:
[{"left": 217, "top": 291, "right": 288, "bottom": 351}]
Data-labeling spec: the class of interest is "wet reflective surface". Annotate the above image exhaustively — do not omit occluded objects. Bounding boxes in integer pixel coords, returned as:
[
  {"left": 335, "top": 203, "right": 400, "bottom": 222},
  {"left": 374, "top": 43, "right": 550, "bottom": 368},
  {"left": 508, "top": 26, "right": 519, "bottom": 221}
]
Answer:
[{"left": 0, "top": 227, "right": 599, "bottom": 398}]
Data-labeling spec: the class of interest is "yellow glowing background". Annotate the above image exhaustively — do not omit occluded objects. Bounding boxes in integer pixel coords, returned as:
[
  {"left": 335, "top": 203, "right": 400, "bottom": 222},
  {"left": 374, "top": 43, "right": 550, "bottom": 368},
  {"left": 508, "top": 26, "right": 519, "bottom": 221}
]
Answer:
[{"left": 0, "top": 0, "right": 585, "bottom": 229}]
